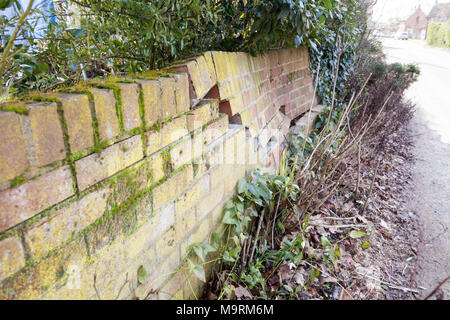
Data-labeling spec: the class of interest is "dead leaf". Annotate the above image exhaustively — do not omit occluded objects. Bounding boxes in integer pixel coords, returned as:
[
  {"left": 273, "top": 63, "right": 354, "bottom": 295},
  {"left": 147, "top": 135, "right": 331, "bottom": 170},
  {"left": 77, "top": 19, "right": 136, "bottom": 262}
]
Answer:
[{"left": 235, "top": 286, "right": 252, "bottom": 299}]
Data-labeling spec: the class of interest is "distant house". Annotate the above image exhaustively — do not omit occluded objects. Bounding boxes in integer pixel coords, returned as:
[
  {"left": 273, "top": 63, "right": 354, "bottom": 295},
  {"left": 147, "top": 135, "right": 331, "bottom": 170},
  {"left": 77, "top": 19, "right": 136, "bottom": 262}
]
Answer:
[
  {"left": 427, "top": 2, "right": 450, "bottom": 23},
  {"left": 404, "top": 6, "right": 428, "bottom": 40}
]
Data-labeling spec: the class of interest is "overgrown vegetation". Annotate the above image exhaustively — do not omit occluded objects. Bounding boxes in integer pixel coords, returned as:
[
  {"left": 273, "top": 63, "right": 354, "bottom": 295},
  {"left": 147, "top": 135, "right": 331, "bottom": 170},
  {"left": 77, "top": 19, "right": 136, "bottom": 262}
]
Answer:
[
  {"left": 427, "top": 21, "right": 450, "bottom": 49},
  {"left": 169, "top": 1, "right": 420, "bottom": 300},
  {"left": 1, "top": 0, "right": 365, "bottom": 103}
]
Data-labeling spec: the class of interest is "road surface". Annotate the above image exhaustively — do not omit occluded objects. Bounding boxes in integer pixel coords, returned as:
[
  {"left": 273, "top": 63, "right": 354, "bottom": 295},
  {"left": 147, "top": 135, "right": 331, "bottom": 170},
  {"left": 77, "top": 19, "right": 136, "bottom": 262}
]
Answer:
[{"left": 383, "top": 38, "right": 450, "bottom": 299}]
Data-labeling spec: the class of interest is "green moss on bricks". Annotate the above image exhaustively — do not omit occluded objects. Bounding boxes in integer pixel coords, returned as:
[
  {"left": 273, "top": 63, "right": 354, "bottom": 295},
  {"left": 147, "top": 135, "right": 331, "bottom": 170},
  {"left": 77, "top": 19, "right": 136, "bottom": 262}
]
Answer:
[
  {"left": 58, "top": 88, "right": 101, "bottom": 149},
  {"left": 10, "top": 175, "right": 27, "bottom": 188},
  {"left": 0, "top": 103, "right": 29, "bottom": 115},
  {"left": 87, "top": 81, "right": 125, "bottom": 135},
  {"left": 192, "top": 163, "right": 200, "bottom": 177},
  {"left": 137, "top": 83, "right": 148, "bottom": 157},
  {"left": 0, "top": 228, "right": 20, "bottom": 243},
  {"left": 161, "top": 149, "right": 173, "bottom": 175}
]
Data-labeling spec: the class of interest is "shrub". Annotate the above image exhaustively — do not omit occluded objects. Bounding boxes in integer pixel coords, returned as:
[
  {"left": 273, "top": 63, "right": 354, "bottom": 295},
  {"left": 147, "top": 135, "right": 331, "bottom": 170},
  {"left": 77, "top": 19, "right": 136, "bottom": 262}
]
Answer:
[
  {"left": 427, "top": 21, "right": 450, "bottom": 48},
  {"left": 1, "top": 0, "right": 366, "bottom": 104}
]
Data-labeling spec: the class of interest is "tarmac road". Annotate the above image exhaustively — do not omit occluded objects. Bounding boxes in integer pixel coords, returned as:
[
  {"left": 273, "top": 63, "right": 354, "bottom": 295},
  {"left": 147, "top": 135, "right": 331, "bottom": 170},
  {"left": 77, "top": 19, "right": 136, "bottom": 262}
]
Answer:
[{"left": 383, "top": 38, "right": 450, "bottom": 299}]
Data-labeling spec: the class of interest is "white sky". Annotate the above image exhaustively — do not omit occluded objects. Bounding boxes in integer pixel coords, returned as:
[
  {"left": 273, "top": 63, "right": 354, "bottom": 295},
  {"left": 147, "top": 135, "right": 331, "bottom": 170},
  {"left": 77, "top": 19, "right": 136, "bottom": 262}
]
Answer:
[{"left": 372, "top": 0, "right": 450, "bottom": 23}]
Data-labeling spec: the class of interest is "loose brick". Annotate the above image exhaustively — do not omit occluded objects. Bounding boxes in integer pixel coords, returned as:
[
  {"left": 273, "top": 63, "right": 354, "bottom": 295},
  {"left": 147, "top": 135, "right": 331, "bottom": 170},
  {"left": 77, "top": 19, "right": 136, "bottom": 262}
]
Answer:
[
  {"left": 0, "top": 112, "right": 29, "bottom": 184},
  {"left": 139, "top": 79, "right": 161, "bottom": 128},
  {"left": 75, "top": 135, "right": 143, "bottom": 191},
  {"left": 24, "top": 188, "right": 110, "bottom": 259},
  {"left": 0, "top": 166, "right": 75, "bottom": 233},
  {"left": 90, "top": 88, "right": 120, "bottom": 141},
  {"left": 159, "top": 77, "right": 177, "bottom": 120},
  {"left": 59, "top": 94, "right": 95, "bottom": 153},
  {"left": 117, "top": 83, "right": 141, "bottom": 131},
  {"left": 27, "top": 102, "right": 66, "bottom": 166},
  {"left": 173, "top": 73, "right": 190, "bottom": 114},
  {"left": 0, "top": 237, "right": 25, "bottom": 282}
]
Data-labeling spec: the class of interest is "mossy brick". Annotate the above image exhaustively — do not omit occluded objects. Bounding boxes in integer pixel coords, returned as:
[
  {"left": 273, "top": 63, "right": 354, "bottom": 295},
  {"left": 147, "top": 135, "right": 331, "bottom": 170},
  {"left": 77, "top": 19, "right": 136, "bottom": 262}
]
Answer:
[
  {"left": 185, "top": 54, "right": 216, "bottom": 100},
  {"left": 173, "top": 73, "right": 190, "bottom": 114},
  {"left": 75, "top": 135, "right": 143, "bottom": 191},
  {"left": 0, "top": 166, "right": 75, "bottom": 233},
  {"left": 59, "top": 94, "right": 95, "bottom": 153},
  {"left": 87, "top": 239, "right": 158, "bottom": 300},
  {"left": 0, "top": 238, "right": 87, "bottom": 300},
  {"left": 23, "top": 188, "right": 110, "bottom": 259},
  {"left": 117, "top": 83, "right": 141, "bottom": 131},
  {"left": 152, "top": 165, "right": 193, "bottom": 210},
  {"left": 148, "top": 152, "right": 165, "bottom": 183},
  {"left": 84, "top": 203, "right": 139, "bottom": 256},
  {"left": 138, "top": 79, "right": 161, "bottom": 128},
  {"left": 187, "top": 101, "right": 218, "bottom": 132},
  {"left": 159, "top": 77, "right": 177, "bottom": 120},
  {"left": 145, "top": 116, "right": 188, "bottom": 155},
  {"left": 133, "top": 192, "right": 154, "bottom": 225},
  {"left": 0, "top": 112, "right": 29, "bottom": 184},
  {"left": 90, "top": 88, "right": 120, "bottom": 142},
  {"left": 107, "top": 159, "right": 152, "bottom": 207},
  {"left": 0, "top": 237, "right": 25, "bottom": 282},
  {"left": 25, "top": 102, "right": 66, "bottom": 166}
]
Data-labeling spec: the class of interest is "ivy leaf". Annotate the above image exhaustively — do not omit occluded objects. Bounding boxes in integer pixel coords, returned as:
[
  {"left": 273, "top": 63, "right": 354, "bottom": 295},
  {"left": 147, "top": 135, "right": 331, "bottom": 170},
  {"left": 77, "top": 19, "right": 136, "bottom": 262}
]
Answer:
[
  {"left": 237, "top": 178, "right": 247, "bottom": 194},
  {"left": 349, "top": 230, "right": 366, "bottom": 239},
  {"left": 188, "top": 260, "right": 206, "bottom": 282},
  {"left": 137, "top": 265, "right": 149, "bottom": 284},
  {"left": 222, "top": 210, "right": 235, "bottom": 225}
]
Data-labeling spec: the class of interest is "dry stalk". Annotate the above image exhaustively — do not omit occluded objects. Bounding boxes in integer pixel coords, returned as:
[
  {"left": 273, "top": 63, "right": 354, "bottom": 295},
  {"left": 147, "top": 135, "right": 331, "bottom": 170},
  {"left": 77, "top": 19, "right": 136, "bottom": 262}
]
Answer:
[
  {"left": 249, "top": 207, "right": 265, "bottom": 265},
  {"left": 361, "top": 157, "right": 381, "bottom": 215}
]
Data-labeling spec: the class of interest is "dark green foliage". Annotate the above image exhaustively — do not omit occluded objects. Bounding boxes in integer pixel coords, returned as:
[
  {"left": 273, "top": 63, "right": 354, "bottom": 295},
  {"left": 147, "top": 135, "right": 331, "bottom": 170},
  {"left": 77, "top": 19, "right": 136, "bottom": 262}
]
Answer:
[{"left": 2, "top": 0, "right": 365, "bottom": 100}]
